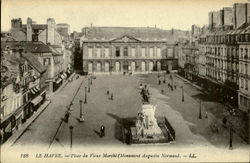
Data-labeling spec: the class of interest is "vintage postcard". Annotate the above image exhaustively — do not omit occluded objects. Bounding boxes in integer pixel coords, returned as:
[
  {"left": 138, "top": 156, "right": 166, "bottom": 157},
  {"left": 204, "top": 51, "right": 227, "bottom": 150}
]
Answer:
[{"left": 1, "top": 0, "right": 250, "bottom": 162}]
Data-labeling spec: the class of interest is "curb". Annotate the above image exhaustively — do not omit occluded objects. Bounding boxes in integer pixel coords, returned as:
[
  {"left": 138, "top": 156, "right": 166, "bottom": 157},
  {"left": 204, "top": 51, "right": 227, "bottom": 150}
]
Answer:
[{"left": 2, "top": 100, "right": 51, "bottom": 149}]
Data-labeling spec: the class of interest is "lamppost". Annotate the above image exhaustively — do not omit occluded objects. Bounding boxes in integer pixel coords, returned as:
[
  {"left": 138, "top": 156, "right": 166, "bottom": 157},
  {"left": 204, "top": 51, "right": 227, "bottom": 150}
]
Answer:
[
  {"left": 84, "top": 86, "right": 87, "bottom": 104},
  {"left": 199, "top": 99, "right": 202, "bottom": 119},
  {"left": 229, "top": 124, "right": 233, "bottom": 149},
  {"left": 182, "top": 86, "right": 184, "bottom": 102},
  {"left": 79, "top": 100, "right": 84, "bottom": 122},
  {"left": 69, "top": 125, "right": 73, "bottom": 150},
  {"left": 88, "top": 78, "right": 90, "bottom": 93},
  {"left": 90, "top": 77, "right": 92, "bottom": 85}
]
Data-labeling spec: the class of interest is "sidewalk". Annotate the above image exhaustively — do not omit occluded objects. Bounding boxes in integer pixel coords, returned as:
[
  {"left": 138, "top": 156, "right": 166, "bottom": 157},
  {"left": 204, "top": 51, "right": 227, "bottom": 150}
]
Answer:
[
  {"left": 175, "top": 74, "right": 203, "bottom": 91},
  {"left": 175, "top": 74, "right": 249, "bottom": 144},
  {"left": 2, "top": 100, "right": 51, "bottom": 149}
]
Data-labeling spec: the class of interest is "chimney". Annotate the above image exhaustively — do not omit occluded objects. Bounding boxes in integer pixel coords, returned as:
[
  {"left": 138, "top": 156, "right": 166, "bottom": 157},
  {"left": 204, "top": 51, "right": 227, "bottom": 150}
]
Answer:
[
  {"left": 11, "top": 18, "right": 22, "bottom": 29},
  {"left": 47, "top": 18, "right": 55, "bottom": 45},
  {"left": 27, "top": 17, "right": 32, "bottom": 41}
]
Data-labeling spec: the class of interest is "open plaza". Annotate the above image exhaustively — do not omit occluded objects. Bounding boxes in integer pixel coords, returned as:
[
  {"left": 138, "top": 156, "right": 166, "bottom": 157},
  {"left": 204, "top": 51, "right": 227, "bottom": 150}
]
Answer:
[{"left": 11, "top": 73, "right": 248, "bottom": 150}]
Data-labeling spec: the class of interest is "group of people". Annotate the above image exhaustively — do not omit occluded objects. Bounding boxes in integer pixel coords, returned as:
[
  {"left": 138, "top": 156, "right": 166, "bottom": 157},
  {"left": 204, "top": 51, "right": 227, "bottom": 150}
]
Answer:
[{"left": 140, "top": 84, "right": 150, "bottom": 103}]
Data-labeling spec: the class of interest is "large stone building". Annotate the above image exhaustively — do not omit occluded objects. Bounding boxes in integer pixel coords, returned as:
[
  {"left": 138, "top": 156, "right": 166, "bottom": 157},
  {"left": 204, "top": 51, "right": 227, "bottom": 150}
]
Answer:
[{"left": 80, "top": 27, "right": 187, "bottom": 74}]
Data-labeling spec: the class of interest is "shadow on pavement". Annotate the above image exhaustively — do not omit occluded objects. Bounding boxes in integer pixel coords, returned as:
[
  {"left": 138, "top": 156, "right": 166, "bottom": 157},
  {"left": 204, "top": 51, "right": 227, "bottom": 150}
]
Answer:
[
  {"left": 93, "top": 130, "right": 101, "bottom": 137},
  {"left": 191, "top": 93, "right": 214, "bottom": 102},
  {"left": 106, "top": 113, "right": 136, "bottom": 143}
]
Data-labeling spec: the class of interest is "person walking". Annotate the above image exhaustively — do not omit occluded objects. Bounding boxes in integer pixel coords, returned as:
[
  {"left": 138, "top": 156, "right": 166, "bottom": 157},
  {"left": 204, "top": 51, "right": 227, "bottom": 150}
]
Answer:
[
  {"left": 100, "top": 125, "right": 105, "bottom": 137},
  {"left": 64, "top": 111, "right": 70, "bottom": 123}
]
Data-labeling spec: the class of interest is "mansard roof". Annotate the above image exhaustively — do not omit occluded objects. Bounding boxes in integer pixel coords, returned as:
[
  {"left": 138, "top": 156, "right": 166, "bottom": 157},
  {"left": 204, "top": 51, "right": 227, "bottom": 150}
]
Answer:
[{"left": 82, "top": 26, "right": 188, "bottom": 43}]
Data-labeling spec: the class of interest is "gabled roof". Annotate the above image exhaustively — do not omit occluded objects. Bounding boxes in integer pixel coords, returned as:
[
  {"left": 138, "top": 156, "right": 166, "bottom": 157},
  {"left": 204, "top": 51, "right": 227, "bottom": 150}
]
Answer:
[
  {"left": 82, "top": 26, "right": 188, "bottom": 43},
  {"left": 22, "top": 53, "right": 47, "bottom": 73}
]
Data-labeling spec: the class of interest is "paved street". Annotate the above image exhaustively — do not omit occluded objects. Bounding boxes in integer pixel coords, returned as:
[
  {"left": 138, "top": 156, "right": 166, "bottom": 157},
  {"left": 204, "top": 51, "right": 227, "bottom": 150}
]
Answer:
[{"left": 12, "top": 74, "right": 249, "bottom": 152}]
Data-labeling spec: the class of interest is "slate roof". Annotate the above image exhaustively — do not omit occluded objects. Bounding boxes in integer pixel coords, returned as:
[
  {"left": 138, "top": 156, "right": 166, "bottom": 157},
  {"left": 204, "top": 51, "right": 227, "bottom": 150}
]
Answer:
[{"left": 82, "top": 27, "right": 188, "bottom": 43}]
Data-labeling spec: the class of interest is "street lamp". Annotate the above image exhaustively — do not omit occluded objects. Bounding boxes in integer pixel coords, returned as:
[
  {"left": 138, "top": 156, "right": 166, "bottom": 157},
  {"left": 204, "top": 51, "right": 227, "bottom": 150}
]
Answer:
[
  {"left": 229, "top": 124, "right": 233, "bottom": 150},
  {"left": 84, "top": 86, "right": 87, "bottom": 104},
  {"left": 79, "top": 100, "right": 84, "bottom": 122},
  {"left": 69, "top": 125, "right": 74, "bottom": 150},
  {"left": 182, "top": 86, "right": 184, "bottom": 102},
  {"left": 199, "top": 99, "right": 202, "bottom": 119},
  {"left": 88, "top": 78, "right": 90, "bottom": 93}
]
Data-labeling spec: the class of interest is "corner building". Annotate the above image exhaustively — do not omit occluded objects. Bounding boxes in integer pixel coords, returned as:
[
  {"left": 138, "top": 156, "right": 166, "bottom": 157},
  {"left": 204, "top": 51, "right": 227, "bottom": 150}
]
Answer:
[{"left": 81, "top": 27, "right": 182, "bottom": 74}]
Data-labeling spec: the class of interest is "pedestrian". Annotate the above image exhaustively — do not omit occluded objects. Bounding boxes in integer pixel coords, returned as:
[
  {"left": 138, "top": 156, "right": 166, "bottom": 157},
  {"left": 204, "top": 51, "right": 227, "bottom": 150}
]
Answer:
[
  {"left": 139, "top": 84, "right": 143, "bottom": 90},
  {"left": 64, "top": 111, "right": 70, "bottom": 123},
  {"left": 107, "top": 90, "right": 109, "bottom": 95},
  {"left": 163, "top": 79, "right": 166, "bottom": 84},
  {"left": 68, "top": 102, "right": 73, "bottom": 111},
  {"left": 205, "top": 112, "right": 208, "bottom": 119},
  {"left": 222, "top": 117, "right": 227, "bottom": 125},
  {"left": 111, "top": 93, "right": 113, "bottom": 100},
  {"left": 158, "top": 80, "right": 161, "bottom": 85},
  {"left": 100, "top": 125, "right": 105, "bottom": 137},
  {"left": 161, "top": 89, "right": 164, "bottom": 94}
]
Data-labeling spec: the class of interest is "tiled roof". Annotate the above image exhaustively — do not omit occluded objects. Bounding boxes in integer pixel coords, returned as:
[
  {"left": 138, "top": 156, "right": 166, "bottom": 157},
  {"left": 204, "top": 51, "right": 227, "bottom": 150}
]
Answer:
[
  {"left": 82, "top": 27, "right": 188, "bottom": 43},
  {"left": 22, "top": 53, "right": 47, "bottom": 73},
  {"left": 1, "top": 41, "right": 52, "bottom": 53}
]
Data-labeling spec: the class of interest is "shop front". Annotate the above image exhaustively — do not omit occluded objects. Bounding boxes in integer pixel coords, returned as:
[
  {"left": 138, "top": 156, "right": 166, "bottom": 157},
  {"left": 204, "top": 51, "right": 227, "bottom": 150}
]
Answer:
[{"left": 31, "top": 95, "right": 43, "bottom": 112}]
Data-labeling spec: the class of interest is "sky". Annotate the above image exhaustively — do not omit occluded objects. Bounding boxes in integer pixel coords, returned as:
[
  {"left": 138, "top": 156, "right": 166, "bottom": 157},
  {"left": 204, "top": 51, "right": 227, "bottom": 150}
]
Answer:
[{"left": 1, "top": 0, "right": 248, "bottom": 33}]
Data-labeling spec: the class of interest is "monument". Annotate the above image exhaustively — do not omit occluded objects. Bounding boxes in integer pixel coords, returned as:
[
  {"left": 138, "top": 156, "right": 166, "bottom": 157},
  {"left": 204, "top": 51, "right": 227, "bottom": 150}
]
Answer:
[{"left": 126, "top": 104, "right": 175, "bottom": 144}]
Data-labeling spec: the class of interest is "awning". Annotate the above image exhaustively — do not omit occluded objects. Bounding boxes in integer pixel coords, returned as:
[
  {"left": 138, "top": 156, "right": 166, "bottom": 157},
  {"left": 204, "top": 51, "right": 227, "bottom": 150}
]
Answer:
[
  {"left": 30, "top": 89, "right": 36, "bottom": 94},
  {"left": 36, "top": 85, "right": 40, "bottom": 91},
  {"left": 33, "top": 87, "right": 38, "bottom": 93},
  {"left": 60, "top": 74, "right": 65, "bottom": 79},
  {"left": 31, "top": 96, "right": 43, "bottom": 106},
  {"left": 56, "top": 78, "right": 62, "bottom": 84}
]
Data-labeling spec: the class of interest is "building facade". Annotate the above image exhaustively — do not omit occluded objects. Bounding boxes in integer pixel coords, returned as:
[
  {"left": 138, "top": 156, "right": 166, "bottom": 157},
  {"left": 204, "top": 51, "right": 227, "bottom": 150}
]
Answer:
[
  {"left": 81, "top": 27, "right": 186, "bottom": 74},
  {"left": 0, "top": 43, "right": 47, "bottom": 143}
]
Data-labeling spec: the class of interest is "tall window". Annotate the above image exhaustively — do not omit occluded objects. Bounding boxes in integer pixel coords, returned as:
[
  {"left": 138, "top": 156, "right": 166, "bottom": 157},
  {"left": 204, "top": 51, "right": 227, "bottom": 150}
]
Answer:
[
  {"left": 115, "top": 47, "right": 120, "bottom": 57},
  {"left": 141, "top": 47, "right": 146, "bottom": 57},
  {"left": 88, "top": 47, "right": 93, "bottom": 58},
  {"left": 43, "top": 58, "right": 50, "bottom": 66},
  {"left": 96, "top": 47, "right": 101, "bottom": 58},
  {"left": 32, "top": 34, "right": 38, "bottom": 42},
  {"left": 157, "top": 48, "right": 161, "bottom": 57},
  {"left": 149, "top": 47, "right": 154, "bottom": 57},
  {"left": 131, "top": 48, "right": 135, "bottom": 57},
  {"left": 245, "top": 64, "right": 248, "bottom": 75},
  {"left": 245, "top": 79, "right": 248, "bottom": 90},
  {"left": 104, "top": 48, "right": 109, "bottom": 58},
  {"left": 124, "top": 47, "right": 128, "bottom": 57}
]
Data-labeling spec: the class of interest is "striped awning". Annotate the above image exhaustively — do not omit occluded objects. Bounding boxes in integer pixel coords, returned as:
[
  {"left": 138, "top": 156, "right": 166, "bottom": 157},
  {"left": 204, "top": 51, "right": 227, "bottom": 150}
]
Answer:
[{"left": 30, "top": 89, "right": 36, "bottom": 94}]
